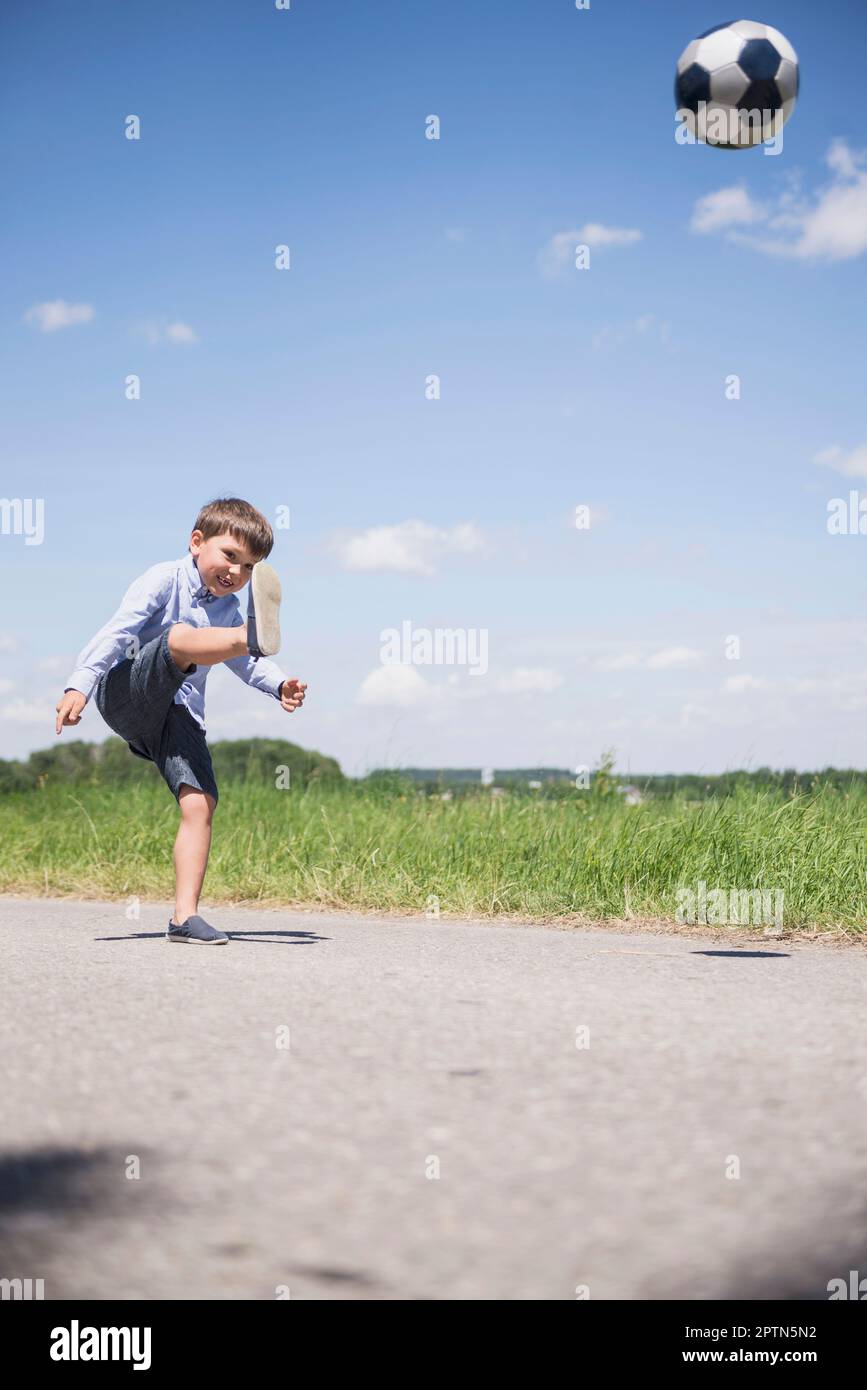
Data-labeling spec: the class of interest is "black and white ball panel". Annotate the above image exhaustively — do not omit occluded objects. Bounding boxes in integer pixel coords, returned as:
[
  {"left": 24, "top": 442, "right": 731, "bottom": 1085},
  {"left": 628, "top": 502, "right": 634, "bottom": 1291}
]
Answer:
[{"left": 675, "top": 18, "right": 800, "bottom": 147}]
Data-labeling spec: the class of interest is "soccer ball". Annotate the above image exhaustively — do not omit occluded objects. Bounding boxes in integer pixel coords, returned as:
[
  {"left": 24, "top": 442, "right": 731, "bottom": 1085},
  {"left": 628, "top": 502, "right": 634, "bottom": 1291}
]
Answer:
[{"left": 675, "top": 19, "right": 799, "bottom": 149}]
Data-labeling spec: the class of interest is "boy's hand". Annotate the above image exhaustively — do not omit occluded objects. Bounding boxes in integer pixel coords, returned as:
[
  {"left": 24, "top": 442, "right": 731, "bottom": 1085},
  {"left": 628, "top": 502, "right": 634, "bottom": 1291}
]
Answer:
[
  {"left": 55, "top": 690, "right": 86, "bottom": 734},
  {"left": 278, "top": 678, "right": 307, "bottom": 713}
]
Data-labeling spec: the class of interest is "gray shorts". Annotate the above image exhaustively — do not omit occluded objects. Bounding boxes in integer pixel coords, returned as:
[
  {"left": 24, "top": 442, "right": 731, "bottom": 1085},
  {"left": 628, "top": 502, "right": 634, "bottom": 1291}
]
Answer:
[{"left": 94, "top": 628, "right": 219, "bottom": 805}]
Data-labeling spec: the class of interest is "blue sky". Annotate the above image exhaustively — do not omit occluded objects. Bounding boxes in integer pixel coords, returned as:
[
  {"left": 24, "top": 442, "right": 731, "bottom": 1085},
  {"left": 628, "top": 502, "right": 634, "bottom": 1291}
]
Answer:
[{"left": 2, "top": 0, "right": 867, "bottom": 776}]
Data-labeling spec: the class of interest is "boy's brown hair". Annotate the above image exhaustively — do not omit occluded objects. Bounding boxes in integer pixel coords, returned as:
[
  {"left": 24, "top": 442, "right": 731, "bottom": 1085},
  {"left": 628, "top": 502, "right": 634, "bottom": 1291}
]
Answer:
[{"left": 192, "top": 498, "right": 274, "bottom": 561}]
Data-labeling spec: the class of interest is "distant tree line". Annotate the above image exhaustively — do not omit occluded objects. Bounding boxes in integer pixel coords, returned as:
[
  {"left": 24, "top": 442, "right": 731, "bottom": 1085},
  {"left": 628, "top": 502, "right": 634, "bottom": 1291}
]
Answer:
[
  {"left": 1, "top": 740, "right": 864, "bottom": 799},
  {"left": 365, "top": 765, "right": 867, "bottom": 799},
  {"left": 0, "top": 736, "right": 344, "bottom": 794}
]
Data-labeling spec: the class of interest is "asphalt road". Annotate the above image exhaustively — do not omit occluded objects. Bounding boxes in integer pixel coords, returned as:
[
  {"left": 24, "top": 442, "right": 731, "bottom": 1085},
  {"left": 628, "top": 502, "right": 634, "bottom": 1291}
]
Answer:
[{"left": 1, "top": 896, "right": 866, "bottom": 1301}]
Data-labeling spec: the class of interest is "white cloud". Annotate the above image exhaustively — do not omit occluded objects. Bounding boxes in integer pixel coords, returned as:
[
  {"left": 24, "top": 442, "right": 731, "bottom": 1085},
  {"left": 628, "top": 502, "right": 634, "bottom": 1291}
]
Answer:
[
  {"left": 690, "top": 185, "right": 765, "bottom": 234},
  {"left": 36, "top": 656, "right": 67, "bottom": 673},
  {"left": 827, "top": 139, "right": 860, "bottom": 180},
  {"left": 139, "top": 320, "right": 200, "bottom": 346},
  {"left": 790, "top": 143, "right": 867, "bottom": 261},
  {"left": 24, "top": 300, "right": 94, "bottom": 333},
  {"left": 814, "top": 443, "right": 867, "bottom": 479},
  {"left": 332, "top": 520, "right": 483, "bottom": 576},
  {"left": 578, "top": 222, "right": 643, "bottom": 248},
  {"left": 594, "top": 646, "right": 703, "bottom": 672},
  {"left": 497, "top": 667, "right": 564, "bottom": 694},
  {"left": 694, "top": 142, "right": 867, "bottom": 262},
  {"left": 539, "top": 224, "right": 642, "bottom": 276},
  {"left": 357, "top": 664, "right": 432, "bottom": 707},
  {"left": 0, "top": 634, "right": 20, "bottom": 653},
  {"left": 445, "top": 228, "right": 465, "bottom": 242},
  {"left": 0, "top": 698, "right": 50, "bottom": 725},
  {"left": 539, "top": 231, "right": 582, "bottom": 277},
  {"left": 724, "top": 674, "right": 769, "bottom": 693},
  {"left": 646, "top": 647, "right": 703, "bottom": 671},
  {"left": 723, "top": 668, "right": 867, "bottom": 709},
  {"left": 0, "top": 678, "right": 13, "bottom": 695},
  {"left": 165, "top": 321, "right": 199, "bottom": 344}
]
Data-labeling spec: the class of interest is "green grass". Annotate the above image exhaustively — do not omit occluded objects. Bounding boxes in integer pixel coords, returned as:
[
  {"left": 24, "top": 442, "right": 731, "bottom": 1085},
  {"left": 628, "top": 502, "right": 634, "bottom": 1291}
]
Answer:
[{"left": 1, "top": 778, "right": 865, "bottom": 933}]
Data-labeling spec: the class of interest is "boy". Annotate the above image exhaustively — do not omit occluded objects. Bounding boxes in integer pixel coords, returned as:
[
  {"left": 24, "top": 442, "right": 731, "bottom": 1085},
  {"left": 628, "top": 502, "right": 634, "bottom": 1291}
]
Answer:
[{"left": 54, "top": 498, "right": 307, "bottom": 945}]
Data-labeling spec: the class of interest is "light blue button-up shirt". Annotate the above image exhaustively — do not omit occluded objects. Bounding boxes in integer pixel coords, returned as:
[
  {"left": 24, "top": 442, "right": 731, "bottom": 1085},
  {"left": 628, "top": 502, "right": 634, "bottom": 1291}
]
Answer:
[{"left": 65, "top": 551, "right": 287, "bottom": 732}]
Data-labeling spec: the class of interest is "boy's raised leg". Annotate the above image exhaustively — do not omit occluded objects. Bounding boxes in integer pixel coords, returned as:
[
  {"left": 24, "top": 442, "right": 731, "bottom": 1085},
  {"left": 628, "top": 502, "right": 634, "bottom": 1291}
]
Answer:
[{"left": 168, "top": 622, "right": 250, "bottom": 670}]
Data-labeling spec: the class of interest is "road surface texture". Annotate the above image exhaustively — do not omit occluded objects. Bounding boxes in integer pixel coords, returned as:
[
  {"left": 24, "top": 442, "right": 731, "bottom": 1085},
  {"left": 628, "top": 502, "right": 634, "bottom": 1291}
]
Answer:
[{"left": 1, "top": 896, "right": 866, "bottom": 1301}]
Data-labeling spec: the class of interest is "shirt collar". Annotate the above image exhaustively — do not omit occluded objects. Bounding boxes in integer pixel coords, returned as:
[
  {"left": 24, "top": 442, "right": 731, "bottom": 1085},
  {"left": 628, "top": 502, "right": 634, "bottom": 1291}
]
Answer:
[{"left": 183, "top": 551, "right": 219, "bottom": 605}]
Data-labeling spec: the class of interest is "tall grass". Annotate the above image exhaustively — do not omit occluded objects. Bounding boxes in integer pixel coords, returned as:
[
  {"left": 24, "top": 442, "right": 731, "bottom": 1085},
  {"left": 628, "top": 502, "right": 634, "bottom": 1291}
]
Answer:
[{"left": 1, "top": 780, "right": 865, "bottom": 931}]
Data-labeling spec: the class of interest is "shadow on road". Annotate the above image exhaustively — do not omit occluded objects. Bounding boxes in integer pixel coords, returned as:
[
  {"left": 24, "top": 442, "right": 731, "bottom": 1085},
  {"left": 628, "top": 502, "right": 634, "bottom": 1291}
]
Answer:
[
  {"left": 0, "top": 1144, "right": 160, "bottom": 1295},
  {"left": 0, "top": 1147, "right": 114, "bottom": 1216},
  {"left": 226, "top": 930, "right": 330, "bottom": 945},
  {"left": 713, "top": 1210, "right": 867, "bottom": 1299},
  {"left": 692, "top": 950, "right": 790, "bottom": 959},
  {"left": 93, "top": 929, "right": 330, "bottom": 945}
]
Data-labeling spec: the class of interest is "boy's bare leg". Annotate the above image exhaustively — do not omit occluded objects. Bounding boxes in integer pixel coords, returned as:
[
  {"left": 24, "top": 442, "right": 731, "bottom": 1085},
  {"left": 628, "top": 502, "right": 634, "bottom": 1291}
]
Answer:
[
  {"left": 172, "top": 785, "right": 216, "bottom": 923},
  {"left": 168, "top": 622, "right": 250, "bottom": 670}
]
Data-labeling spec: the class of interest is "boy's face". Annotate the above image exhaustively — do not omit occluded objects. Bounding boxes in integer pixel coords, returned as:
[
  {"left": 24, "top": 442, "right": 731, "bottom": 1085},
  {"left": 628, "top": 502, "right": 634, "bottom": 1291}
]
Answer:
[{"left": 189, "top": 529, "right": 260, "bottom": 597}]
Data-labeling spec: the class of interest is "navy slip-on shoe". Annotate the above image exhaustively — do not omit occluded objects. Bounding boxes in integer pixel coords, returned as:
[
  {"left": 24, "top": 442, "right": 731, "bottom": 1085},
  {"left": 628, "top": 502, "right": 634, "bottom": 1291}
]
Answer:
[
  {"left": 167, "top": 915, "right": 229, "bottom": 945},
  {"left": 247, "top": 561, "right": 282, "bottom": 658}
]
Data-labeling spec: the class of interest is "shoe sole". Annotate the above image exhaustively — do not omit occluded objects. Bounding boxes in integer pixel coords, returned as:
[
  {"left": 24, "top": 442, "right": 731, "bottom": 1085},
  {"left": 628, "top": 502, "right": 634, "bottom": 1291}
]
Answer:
[
  {"left": 166, "top": 934, "right": 229, "bottom": 945},
  {"left": 250, "top": 562, "right": 281, "bottom": 656}
]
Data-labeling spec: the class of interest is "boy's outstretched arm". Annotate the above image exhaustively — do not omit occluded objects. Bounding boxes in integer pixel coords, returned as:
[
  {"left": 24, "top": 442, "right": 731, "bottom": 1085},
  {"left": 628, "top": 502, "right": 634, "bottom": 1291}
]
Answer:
[{"left": 55, "top": 564, "right": 173, "bottom": 735}]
